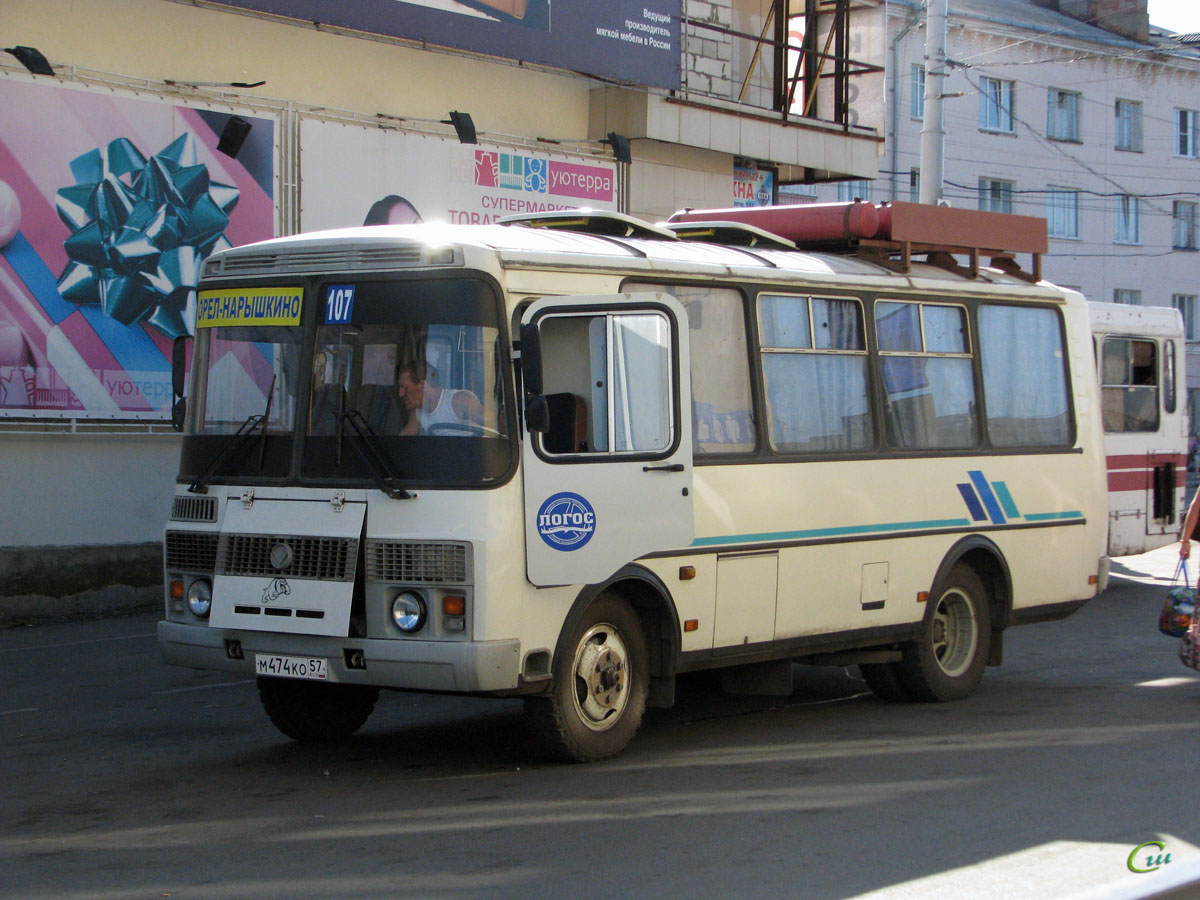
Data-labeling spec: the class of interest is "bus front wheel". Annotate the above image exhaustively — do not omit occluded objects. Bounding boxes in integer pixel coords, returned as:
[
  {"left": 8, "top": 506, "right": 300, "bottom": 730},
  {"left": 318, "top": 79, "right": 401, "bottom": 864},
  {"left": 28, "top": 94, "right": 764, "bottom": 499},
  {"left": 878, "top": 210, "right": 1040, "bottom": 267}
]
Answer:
[
  {"left": 526, "top": 594, "right": 649, "bottom": 762},
  {"left": 257, "top": 677, "right": 379, "bottom": 742},
  {"left": 895, "top": 563, "right": 990, "bottom": 702}
]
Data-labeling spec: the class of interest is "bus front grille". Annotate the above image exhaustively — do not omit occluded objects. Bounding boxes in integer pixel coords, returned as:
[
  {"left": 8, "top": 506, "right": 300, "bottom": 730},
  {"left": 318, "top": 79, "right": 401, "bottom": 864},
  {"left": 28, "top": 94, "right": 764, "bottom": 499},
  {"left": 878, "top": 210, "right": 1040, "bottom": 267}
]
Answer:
[
  {"left": 365, "top": 541, "right": 469, "bottom": 584},
  {"left": 218, "top": 535, "right": 358, "bottom": 582},
  {"left": 165, "top": 531, "right": 220, "bottom": 573},
  {"left": 170, "top": 496, "right": 218, "bottom": 523}
]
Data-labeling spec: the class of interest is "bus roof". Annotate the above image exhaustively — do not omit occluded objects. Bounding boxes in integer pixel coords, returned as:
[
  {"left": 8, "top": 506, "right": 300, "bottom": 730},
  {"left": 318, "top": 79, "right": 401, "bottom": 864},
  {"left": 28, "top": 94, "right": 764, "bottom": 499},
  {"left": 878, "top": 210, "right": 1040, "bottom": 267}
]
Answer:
[
  {"left": 1089, "top": 301, "right": 1184, "bottom": 337},
  {"left": 204, "top": 220, "right": 1072, "bottom": 301}
]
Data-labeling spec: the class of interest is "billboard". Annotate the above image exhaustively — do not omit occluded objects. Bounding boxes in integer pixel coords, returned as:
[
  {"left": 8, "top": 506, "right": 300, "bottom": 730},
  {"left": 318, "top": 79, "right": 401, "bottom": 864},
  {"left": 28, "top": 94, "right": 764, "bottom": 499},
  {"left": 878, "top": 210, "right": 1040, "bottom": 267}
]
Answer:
[
  {"left": 0, "top": 78, "right": 275, "bottom": 419},
  {"left": 301, "top": 118, "right": 617, "bottom": 230},
  {"left": 214, "top": 0, "right": 680, "bottom": 90}
]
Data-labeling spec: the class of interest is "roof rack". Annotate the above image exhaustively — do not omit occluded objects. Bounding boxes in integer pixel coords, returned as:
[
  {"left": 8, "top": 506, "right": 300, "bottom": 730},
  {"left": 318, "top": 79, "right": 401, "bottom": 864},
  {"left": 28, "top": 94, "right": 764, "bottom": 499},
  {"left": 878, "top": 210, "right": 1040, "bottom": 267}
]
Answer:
[
  {"left": 668, "top": 201, "right": 1048, "bottom": 282},
  {"left": 498, "top": 210, "right": 679, "bottom": 240}
]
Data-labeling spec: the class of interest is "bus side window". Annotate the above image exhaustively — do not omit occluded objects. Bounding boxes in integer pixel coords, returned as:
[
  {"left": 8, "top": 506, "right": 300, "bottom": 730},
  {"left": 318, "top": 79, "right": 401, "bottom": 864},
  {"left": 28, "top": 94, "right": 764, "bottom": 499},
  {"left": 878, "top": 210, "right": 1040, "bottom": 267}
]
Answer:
[
  {"left": 1165, "top": 340, "right": 1177, "bottom": 415},
  {"left": 1099, "top": 337, "right": 1159, "bottom": 433},
  {"left": 537, "top": 311, "right": 674, "bottom": 456},
  {"left": 625, "top": 282, "right": 755, "bottom": 455}
]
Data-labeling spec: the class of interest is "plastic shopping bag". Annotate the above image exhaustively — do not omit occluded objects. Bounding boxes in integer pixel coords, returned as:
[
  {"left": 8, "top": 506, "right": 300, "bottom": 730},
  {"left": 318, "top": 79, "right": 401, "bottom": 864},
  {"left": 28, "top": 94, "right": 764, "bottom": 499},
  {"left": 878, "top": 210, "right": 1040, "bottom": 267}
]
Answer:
[
  {"left": 1181, "top": 613, "right": 1200, "bottom": 672},
  {"left": 1160, "top": 561, "right": 1196, "bottom": 638}
]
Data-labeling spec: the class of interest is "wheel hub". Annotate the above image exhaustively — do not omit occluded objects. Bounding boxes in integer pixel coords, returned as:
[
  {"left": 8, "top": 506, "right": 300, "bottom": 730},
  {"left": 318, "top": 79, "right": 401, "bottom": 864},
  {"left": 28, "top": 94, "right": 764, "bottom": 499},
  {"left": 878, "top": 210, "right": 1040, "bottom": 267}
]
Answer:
[
  {"left": 931, "top": 588, "right": 978, "bottom": 677},
  {"left": 572, "top": 625, "right": 630, "bottom": 730}
]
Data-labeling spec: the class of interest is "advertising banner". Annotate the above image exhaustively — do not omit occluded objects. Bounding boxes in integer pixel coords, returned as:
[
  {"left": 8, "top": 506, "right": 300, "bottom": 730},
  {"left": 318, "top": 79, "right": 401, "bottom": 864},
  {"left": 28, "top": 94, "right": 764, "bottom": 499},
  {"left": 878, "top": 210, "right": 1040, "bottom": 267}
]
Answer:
[
  {"left": 0, "top": 78, "right": 275, "bottom": 419},
  {"left": 214, "top": 0, "right": 680, "bottom": 90},
  {"left": 734, "top": 163, "right": 775, "bottom": 208},
  {"left": 301, "top": 118, "right": 616, "bottom": 230}
]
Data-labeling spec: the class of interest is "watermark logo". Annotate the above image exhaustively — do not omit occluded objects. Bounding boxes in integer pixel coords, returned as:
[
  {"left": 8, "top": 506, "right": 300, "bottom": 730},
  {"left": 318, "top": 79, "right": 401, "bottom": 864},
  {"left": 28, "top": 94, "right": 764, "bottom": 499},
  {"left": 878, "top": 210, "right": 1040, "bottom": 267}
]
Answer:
[
  {"left": 1128, "top": 840, "right": 1172, "bottom": 873},
  {"left": 536, "top": 492, "right": 596, "bottom": 551}
]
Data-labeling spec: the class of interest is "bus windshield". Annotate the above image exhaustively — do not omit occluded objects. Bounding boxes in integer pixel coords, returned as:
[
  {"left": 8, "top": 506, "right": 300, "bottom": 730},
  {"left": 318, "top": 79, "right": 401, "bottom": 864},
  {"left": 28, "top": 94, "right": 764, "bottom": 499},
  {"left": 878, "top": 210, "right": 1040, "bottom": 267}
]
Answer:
[
  {"left": 181, "top": 323, "right": 303, "bottom": 484},
  {"left": 301, "top": 277, "right": 513, "bottom": 488}
]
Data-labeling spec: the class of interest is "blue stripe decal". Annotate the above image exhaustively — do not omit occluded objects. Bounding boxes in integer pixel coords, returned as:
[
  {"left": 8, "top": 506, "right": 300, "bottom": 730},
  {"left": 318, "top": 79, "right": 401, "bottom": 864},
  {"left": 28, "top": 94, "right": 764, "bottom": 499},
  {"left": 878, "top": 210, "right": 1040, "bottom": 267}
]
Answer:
[
  {"left": 691, "top": 518, "right": 972, "bottom": 548},
  {"left": 968, "top": 470, "right": 1006, "bottom": 525},
  {"left": 957, "top": 484, "right": 988, "bottom": 521},
  {"left": 992, "top": 481, "right": 1021, "bottom": 519},
  {"left": 1024, "top": 511, "right": 1084, "bottom": 522}
]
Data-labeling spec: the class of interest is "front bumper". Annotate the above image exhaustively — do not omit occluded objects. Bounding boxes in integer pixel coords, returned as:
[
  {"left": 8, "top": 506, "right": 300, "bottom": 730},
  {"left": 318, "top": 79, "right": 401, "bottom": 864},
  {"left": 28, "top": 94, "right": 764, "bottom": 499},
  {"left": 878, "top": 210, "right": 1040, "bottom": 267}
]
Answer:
[{"left": 158, "top": 621, "right": 522, "bottom": 693}]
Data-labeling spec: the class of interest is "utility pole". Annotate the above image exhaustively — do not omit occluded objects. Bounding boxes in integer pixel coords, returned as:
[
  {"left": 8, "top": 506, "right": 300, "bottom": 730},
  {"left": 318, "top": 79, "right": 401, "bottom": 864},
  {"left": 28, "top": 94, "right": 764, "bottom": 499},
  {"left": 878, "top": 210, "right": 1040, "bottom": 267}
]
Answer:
[{"left": 918, "top": 0, "right": 948, "bottom": 205}]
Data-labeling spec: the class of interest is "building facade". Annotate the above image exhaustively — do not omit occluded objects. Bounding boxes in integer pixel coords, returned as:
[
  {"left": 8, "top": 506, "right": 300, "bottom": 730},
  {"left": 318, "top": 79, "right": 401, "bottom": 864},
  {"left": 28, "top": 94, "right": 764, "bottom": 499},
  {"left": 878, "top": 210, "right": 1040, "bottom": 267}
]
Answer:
[
  {"left": 801, "top": 0, "right": 1200, "bottom": 432},
  {"left": 0, "top": 0, "right": 886, "bottom": 598}
]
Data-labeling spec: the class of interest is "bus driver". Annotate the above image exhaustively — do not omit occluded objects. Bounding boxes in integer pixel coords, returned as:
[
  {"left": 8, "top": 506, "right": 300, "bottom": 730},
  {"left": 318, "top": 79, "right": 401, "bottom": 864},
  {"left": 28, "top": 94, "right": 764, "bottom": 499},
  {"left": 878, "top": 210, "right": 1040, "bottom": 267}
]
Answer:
[{"left": 395, "top": 359, "right": 485, "bottom": 435}]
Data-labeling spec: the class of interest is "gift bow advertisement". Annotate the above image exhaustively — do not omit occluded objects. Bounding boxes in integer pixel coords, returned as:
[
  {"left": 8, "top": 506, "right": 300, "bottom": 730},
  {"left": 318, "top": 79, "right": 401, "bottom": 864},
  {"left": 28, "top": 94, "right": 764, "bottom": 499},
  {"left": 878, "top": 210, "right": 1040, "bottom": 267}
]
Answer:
[{"left": 0, "top": 79, "right": 274, "bottom": 418}]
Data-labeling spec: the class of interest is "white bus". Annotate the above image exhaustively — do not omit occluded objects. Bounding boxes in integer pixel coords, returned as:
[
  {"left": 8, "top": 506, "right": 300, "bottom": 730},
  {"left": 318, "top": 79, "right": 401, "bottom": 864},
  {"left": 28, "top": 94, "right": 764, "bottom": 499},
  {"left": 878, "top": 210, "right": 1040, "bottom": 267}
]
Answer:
[
  {"left": 1089, "top": 301, "right": 1188, "bottom": 557},
  {"left": 159, "top": 203, "right": 1110, "bottom": 761}
]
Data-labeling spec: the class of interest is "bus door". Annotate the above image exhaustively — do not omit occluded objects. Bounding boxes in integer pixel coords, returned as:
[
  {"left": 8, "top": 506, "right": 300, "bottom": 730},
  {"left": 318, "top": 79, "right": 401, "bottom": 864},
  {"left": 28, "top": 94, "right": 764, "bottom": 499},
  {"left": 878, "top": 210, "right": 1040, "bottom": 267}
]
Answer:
[{"left": 519, "top": 293, "right": 694, "bottom": 586}]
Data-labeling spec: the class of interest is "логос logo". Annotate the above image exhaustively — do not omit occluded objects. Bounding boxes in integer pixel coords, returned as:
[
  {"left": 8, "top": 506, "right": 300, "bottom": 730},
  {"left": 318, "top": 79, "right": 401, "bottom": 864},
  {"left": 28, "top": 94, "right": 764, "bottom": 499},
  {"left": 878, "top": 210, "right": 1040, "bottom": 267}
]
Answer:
[{"left": 536, "top": 492, "right": 596, "bottom": 551}]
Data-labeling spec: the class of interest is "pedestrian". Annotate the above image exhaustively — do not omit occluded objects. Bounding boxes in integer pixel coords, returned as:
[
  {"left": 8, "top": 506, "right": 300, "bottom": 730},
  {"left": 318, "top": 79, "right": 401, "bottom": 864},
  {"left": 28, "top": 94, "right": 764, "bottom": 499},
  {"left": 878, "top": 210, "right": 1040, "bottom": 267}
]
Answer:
[{"left": 1181, "top": 486, "right": 1200, "bottom": 561}]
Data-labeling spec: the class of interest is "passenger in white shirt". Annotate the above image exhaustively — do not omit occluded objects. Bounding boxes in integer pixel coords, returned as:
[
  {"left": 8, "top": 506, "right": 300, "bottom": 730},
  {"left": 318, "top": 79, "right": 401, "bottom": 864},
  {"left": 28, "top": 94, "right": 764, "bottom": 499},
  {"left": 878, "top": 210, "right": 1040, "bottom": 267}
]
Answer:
[{"left": 395, "top": 360, "right": 485, "bottom": 435}]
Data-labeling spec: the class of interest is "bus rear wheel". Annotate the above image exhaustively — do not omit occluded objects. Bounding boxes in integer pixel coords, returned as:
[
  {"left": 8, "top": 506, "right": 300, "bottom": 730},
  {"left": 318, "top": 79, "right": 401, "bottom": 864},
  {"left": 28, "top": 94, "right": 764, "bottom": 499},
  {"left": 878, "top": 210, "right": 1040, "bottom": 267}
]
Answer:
[
  {"left": 526, "top": 594, "right": 649, "bottom": 762},
  {"left": 895, "top": 563, "right": 990, "bottom": 702},
  {"left": 257, "top": 677, "right": 379, "bottom": 742}
]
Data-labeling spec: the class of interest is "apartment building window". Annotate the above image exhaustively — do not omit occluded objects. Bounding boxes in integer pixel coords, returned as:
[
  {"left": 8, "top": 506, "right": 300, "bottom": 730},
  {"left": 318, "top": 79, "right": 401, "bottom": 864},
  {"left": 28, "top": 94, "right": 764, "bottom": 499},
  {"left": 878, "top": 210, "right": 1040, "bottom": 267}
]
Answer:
[
  {"left": 1174, "top": 294, "right": 1199, "bottom": 340},
  {"left": 1046, "top": 187, "right": 1080, "bottom": 238},
  {"left": 1115, "top": 195, "right": 1141, "bottom": 244},
  {"left": 911, "top": 64, "right": 925, "bottom": 119},
  {"left": 909, "top": 168, "right": 920, "bottom": 202},
  {"left": 1113, "top": 289, "right": 1141, "bottom": 305},
  {"left": 1177, "top": 109, "right": 1200, "bottom": 157},
  {"left": 1174, "top": 200, "right": 1198, "bottom": 249},
  {"left": 980, "top": 77, "right": 1015, "bottom": 133},
  {"left": 978, "top": 177, "right": 1014, "bottom": 213},
  {"left": 1047, "top": 89, "right": 1080, "bottom": 141},
  {"left": 1115, "top": 99, "right": 1142, "bottom": 151},
  {"left": 838, "top": 180, "right": 872, "bottom": 202}
]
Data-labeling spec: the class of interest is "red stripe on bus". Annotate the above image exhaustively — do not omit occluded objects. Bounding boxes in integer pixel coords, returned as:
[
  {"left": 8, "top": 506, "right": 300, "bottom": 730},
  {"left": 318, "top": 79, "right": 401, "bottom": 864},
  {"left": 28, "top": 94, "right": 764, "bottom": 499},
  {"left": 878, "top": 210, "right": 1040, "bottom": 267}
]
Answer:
[
  {"left": 1108, "top": 471, "right": 1187, "bottom": 492},
  {"left": 1106, "top": 453, "right": 1188, "bottom": 471}
]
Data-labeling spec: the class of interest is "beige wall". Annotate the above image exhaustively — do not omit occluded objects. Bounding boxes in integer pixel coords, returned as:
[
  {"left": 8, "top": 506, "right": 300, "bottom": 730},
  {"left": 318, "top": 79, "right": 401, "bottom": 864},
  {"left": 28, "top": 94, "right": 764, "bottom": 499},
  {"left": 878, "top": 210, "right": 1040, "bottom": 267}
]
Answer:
[
  {"left": 3, "top": 0, "right": 592, "bottom": 138},
  {"left": 0, "top": 430, "right": 180, "bottom": 546}
]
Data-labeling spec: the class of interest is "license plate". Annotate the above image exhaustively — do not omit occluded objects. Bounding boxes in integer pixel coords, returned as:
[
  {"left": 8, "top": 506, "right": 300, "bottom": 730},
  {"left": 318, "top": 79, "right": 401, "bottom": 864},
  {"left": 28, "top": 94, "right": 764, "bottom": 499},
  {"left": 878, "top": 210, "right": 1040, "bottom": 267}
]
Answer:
[{"left": 255, "top": 654, "right": 328, "bottom": 681}]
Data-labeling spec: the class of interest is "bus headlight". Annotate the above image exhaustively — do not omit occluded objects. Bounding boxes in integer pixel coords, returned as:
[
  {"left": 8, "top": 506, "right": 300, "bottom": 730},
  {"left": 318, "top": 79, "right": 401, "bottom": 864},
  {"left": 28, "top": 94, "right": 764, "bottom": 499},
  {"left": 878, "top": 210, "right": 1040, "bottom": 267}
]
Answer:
[
  {"left": 392, "top": 591, "right": 427, "bottom": 633},
  {"left": 187, "top": 578, "right": 213, "bottom": 618}
]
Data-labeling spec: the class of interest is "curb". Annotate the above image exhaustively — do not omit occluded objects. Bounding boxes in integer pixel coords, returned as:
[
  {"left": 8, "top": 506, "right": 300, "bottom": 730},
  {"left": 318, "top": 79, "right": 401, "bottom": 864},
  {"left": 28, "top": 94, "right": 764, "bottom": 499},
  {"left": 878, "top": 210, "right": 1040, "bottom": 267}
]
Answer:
[{"left": 0, "top": 584, "right": 161, "bottom": 628}]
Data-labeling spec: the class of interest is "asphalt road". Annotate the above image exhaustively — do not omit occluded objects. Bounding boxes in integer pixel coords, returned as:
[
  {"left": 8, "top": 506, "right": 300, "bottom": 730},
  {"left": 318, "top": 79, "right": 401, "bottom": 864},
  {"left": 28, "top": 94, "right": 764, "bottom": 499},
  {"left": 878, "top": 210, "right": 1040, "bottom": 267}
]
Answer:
[{"left": 3, "top": 546, "right": 1200, "bottom": 900}]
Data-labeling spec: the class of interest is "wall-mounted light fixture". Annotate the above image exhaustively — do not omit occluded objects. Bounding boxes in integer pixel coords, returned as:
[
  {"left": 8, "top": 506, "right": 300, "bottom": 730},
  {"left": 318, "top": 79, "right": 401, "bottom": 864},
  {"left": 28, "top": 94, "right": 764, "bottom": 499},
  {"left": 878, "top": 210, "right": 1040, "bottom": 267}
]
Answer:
[
  {"left": 445, "top": 111, "right": 477, "bottom": 144},
  {"left": 4, "top": 45, "right": 54, "bottom": 76},
  {"left": 217, "top": 116, "right": 252, "bottom": 158},
  {"left": 603, "top": 132, "right": 632, "bottom": 164}
]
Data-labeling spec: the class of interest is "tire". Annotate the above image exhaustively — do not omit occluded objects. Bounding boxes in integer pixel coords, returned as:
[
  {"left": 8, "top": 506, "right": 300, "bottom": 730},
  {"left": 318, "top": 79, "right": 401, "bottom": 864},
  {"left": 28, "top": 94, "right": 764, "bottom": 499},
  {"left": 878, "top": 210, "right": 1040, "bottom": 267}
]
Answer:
[
  {"left": 257, "top": 677, "right": 379, "bottom": 742},
  {"left": 894, "top": 563, "right": 991, "bottom": 702},
  {"left": 858, "top": 661, "right": 912, "bottom": 702},
  {"left": 526, "top": 594, "right": 649, "bottom": 762}
]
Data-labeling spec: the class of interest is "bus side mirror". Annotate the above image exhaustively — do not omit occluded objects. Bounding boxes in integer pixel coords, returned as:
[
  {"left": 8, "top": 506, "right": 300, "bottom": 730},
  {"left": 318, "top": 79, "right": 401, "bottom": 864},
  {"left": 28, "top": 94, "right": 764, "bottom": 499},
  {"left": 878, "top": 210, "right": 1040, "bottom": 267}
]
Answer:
[
  {"left": 525, "top": 393, "right": 548, "bottom": 434},
  {"left": 520, "top": 322, "right": 543, "bottom": 396},
  {"left": 171, "top": 335, "right": 189, "bottom": 433}
]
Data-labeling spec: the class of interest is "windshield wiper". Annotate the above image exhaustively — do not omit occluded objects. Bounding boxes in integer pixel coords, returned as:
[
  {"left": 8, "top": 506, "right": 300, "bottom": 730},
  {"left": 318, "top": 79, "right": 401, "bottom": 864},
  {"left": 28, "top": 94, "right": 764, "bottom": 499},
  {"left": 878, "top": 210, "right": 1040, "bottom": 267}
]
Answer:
[
  {"left": 189, "top": 377, "right": 278, "bottom": 495},
  {"left": 187, "top": 413, "right": 265, "bottom": 494},
  {"left": 340, "top": 410, "right": 415, "bottom": 500}
]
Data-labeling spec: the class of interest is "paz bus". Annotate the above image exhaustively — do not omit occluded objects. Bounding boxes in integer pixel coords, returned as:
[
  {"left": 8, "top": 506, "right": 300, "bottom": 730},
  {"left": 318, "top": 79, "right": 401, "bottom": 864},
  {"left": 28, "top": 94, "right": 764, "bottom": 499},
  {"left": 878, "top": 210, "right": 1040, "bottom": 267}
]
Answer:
[
  {"left": 1088, "top": 301, "right": 1187, "bottom": 557},
  {"left": 159, "top": 201, "right": 1110, "bottom": 762}
]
